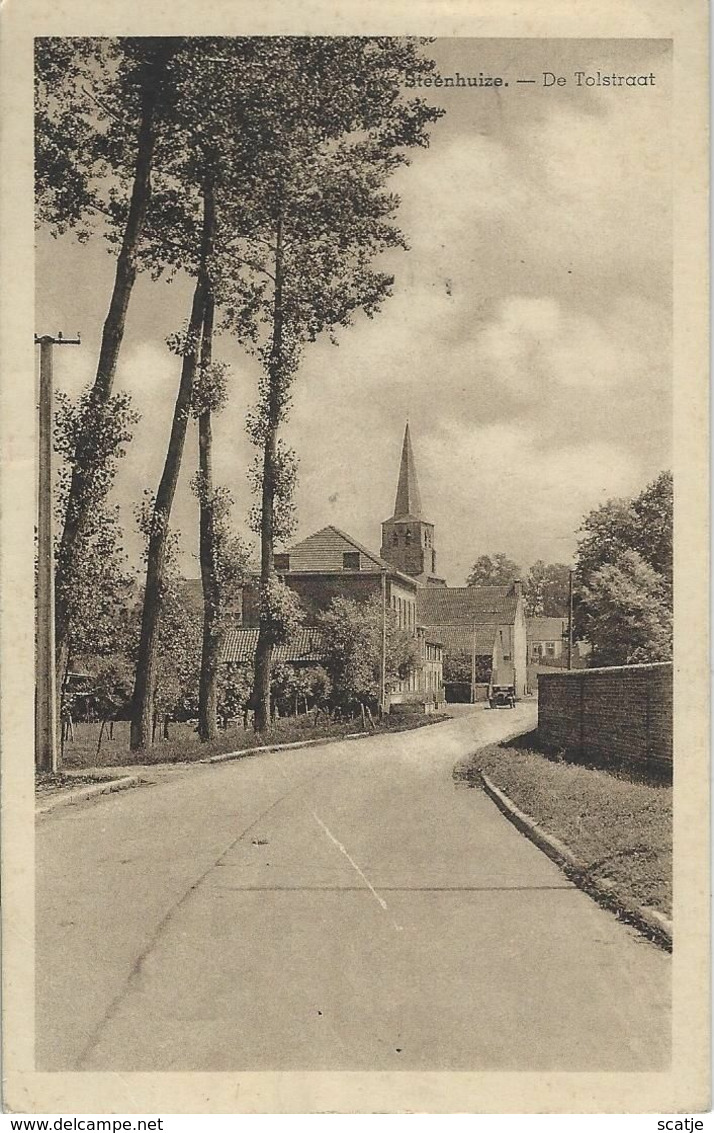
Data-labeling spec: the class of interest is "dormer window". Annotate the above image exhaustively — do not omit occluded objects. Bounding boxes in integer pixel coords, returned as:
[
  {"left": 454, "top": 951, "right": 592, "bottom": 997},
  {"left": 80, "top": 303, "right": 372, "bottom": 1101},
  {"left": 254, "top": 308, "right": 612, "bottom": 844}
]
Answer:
[
  {"left": 274, "top": 553, "right": 290, "bottom": 572},
  {"left": 343, "top": 551, "right": 360, "bottom": 570}
]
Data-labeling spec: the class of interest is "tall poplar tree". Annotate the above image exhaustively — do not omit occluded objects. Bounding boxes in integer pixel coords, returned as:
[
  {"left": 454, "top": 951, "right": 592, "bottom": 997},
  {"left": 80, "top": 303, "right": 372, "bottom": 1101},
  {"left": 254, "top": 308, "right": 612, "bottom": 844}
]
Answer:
[
  {"left": 36, "top": 36, "right": 180, "bottom": 684},
  {"left": 212, "top": 38, "right": 444, "bottom": 731}
]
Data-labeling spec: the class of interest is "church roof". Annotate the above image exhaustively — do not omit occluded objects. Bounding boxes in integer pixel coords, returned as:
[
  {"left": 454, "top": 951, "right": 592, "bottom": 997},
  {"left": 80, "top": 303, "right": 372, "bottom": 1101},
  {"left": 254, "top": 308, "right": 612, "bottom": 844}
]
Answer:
[
  {"left": 417, "top": 585, "right": 518, "bottom": 625},
  {"left": 283, "top": 525, "right": 417, "bottom": 588},
  {"left": 391, "top": 423, "right": 424, "bottom": 520}
]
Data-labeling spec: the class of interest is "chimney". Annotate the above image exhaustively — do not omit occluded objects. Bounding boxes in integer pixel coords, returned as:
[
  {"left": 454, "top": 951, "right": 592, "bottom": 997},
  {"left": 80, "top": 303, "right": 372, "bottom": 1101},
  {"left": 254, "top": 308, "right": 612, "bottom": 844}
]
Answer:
[{"left": 513, "top": 578, "right": 523, "bottom": 599}]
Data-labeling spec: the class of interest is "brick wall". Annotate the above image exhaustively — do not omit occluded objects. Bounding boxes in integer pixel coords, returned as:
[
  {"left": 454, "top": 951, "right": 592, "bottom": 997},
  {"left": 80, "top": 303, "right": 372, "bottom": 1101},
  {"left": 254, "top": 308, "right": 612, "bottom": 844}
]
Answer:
[
  {"left": 538, "top": 662, "right": 672, "bottom": 771},
  {"left": 284, "top": 573, "right": 381, "bottom": 624}
]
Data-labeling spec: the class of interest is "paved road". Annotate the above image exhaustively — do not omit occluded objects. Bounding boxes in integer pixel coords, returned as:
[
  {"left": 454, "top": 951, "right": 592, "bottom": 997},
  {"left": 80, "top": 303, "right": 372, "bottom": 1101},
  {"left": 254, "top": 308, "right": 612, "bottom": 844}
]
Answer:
[{"left": 36, "top": 704, "right": 670, "bottom": 1071}]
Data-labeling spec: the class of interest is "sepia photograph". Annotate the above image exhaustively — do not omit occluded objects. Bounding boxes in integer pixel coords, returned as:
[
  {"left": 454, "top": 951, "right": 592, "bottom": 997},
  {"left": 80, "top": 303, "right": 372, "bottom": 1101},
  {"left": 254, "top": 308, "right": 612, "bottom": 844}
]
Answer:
[{"left": 0, "top": 6, "right": 708, "bottom": 1117}]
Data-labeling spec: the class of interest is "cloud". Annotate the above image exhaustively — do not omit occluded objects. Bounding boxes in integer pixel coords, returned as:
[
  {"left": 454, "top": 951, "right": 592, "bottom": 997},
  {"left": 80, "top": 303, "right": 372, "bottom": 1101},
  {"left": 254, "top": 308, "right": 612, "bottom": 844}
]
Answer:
[
  {"left": 39, "top": 39, "right": 671, "bottom": 583},
  {"left": 421, "top": 421, "right": 641, "bottom": 584}
]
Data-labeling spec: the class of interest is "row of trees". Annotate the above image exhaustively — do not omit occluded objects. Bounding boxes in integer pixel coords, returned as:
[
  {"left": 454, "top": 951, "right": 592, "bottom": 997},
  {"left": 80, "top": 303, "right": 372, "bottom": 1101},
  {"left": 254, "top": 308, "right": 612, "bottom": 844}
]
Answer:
[
  {"left": 466, "top": 554, "right": 571, "bottom": 617},
  {"left": 464, "top": 470, "right": 673, "bottom": 666},
  {"left": 65, "top": 590, "right": 422, "bottom": 740},
  {"left": 37, "top": 36, "right": 443, "bottom": 748}
]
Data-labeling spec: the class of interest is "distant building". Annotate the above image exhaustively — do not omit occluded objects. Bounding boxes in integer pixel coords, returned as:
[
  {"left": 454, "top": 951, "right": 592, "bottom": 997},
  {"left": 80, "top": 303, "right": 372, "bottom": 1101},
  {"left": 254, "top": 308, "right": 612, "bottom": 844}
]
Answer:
[
  {"left": 379, "top": 423, "right": 446, "bottom": 586},
  {"left": 235, "top": 523, "right": 443, "bottom": 709},
  {"left": 418, "top": 583, "right": 528, "bottom": 699},
  {"left": 527, "top": 617, "right": 568, "bottom": 663},
  {"left": 380, "top": 423, "right": 528, "bottom": 698},
  {"left": 220, "top": 420, "right": 529, "bottom": 704},
  {"left": 273, "top": 524, "right": 419, "bottom": 633},
  {"left": 527, "top": 616, "right": 590, "bottom": 675}
]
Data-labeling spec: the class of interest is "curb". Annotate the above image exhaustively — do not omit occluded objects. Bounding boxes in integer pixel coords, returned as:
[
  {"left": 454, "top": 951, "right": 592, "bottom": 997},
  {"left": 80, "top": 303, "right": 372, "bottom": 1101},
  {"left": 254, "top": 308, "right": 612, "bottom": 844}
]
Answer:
[
  {"left": 36, "top": 775, "right": 141, "bottom": 816},
  {"left": 194, "top": 713, "right": 456, "bottom": 766},
  {"left": 480, "top": 772, "right": 673, "bottom": 952},
  {"left": 201, "top": 730, "right": 369, "bottom": 764}
]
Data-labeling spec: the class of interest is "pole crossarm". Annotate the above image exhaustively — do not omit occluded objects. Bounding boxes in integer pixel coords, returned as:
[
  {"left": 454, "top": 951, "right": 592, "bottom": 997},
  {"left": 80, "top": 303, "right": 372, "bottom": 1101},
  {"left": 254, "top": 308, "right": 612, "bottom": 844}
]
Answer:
[{"left": 34, "top": 333, "right": 81, "bottom": 345}]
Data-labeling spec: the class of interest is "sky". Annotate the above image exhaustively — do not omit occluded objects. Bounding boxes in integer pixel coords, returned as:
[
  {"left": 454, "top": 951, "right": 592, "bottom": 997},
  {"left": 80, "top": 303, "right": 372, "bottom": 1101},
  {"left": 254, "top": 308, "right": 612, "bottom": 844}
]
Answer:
[{"left": 36, "top": 37, "right": 672, "bottom": 586}]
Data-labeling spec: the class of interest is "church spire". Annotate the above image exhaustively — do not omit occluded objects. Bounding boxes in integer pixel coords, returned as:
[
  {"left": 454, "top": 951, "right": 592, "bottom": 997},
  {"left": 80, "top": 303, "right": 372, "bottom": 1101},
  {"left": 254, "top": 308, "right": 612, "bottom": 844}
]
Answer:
[{"left": 393, "top": 422, "right": 423, "bottom": 519}]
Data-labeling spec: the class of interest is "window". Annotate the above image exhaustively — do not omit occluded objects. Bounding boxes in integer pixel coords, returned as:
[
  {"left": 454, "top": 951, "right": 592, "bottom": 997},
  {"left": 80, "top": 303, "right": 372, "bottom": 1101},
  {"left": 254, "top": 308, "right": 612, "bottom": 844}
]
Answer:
[
  {"left": 546, "top": 642, "right": 556, "bottom": 657},
  {"left": 405, "top": 529, "right": 412, "bottom": 546},
  {"left": 392, "top": 530, "right": 398, "bottom": 545},
  {"left": 431, "top": 550, "right": 436, "bottom": 573},
  {"left": 274, "top": 553, "right": 290, "bottom": 572},
  {"left": 343, "top": 552, "right": 360, "bottom": 570}
]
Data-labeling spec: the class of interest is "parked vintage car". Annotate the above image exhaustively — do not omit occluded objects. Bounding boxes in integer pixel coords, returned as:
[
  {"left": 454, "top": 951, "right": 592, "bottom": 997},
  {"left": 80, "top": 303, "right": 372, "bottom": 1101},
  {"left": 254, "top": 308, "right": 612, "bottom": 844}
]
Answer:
[{"left": 488, "top": 684, "right": 516, "bottom": 709}]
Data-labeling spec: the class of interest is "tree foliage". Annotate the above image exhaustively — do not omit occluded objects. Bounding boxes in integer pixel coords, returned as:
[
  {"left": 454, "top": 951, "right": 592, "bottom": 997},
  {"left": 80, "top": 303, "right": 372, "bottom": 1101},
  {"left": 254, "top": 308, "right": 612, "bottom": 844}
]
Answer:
[
  {"left": 575, "top": 471, "right": 673, "bottom": 664},
  {"left": 524, "top": 560, "right": 571, "bottom": 617},
  {"left": 578, "top": 550, "right": 672, "bottom": 666},
  {"left": 211, "top": 38, "right": 443, "bottom": 731},
  {"left": 318, "top": 595, "right": 420, "bottom": 715},
  {"left": 466, "top": 553, "right": 521, "bottom": 588},
  {"left": 53, "top": 391, "right": 138, "bottom": 689}
]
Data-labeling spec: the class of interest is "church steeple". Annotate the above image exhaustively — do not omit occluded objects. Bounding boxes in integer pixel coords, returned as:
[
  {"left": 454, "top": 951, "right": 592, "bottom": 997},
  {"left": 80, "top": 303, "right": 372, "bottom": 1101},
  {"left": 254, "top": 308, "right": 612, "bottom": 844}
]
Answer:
[
  {"left": 381, "top": 422, "right": 445, "bottom": 585},
  {"left": 393, "top": 423, "right": 423, "bottom": 519}
]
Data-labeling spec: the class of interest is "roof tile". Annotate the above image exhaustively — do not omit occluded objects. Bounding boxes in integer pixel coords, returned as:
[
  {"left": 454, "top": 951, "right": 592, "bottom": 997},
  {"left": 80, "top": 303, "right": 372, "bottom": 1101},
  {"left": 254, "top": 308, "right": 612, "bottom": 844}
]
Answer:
[
  {"left": 417, "top": 585, "right": 517, "bottom": 624},
  {"left": 221, "top": 628, "right": 326, "bottom": 665}
]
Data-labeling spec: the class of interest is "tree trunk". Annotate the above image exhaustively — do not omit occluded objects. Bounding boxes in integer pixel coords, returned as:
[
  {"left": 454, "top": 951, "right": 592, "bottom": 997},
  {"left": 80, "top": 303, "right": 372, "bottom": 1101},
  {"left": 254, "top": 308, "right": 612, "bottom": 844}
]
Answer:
[
  {"left": 55, "top": 42, "right": 174, "bottom": 685},
  {"left": 197, "top": 295, "right": 221, "bottom": 741},
  {"left": 130, "top": 172, "right": 215, "bottom": 751},
  {"left": 253, "top": 212, "right": 284, "bottom": 733},
  {"left": 163, "top": 714, "right": 170, "bottom": 740}
]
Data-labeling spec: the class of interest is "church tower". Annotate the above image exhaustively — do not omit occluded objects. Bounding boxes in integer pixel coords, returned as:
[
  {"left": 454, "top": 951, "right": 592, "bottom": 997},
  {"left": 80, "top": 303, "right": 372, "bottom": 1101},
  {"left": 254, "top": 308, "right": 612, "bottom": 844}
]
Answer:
[{"left": 380, "top": 423, "right": 445, "bottom": 585}]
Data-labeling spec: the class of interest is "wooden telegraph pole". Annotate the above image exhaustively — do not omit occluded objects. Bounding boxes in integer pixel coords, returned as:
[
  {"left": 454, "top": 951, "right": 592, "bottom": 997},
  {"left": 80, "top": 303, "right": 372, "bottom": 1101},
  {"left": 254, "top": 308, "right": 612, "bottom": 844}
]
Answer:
[
  {"left": 380, "top": 569, "right": 388, "bottom": 716},
  {"left": 567, "top": 567, "right": 575, "bottom": 671},
  {"left": 35, "top": 332, "right": 80, "bottom": 773}
]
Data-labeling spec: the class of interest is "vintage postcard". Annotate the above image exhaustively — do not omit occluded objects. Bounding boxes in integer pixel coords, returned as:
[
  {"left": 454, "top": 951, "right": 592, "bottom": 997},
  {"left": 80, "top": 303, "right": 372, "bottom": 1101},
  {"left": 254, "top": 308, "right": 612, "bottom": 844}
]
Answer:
[{"left": 0, "top": 0, "right": 709, "bottom": 1117}]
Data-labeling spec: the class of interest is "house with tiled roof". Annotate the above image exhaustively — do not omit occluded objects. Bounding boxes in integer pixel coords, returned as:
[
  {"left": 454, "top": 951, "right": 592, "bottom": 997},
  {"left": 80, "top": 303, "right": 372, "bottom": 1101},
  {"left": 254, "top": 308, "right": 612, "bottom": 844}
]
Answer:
[
  {"left": 221, "top": 627, "right": 326, "bottom": 667},
  {"left": 417, "top": 582, "right": 528, "bottom": 698},
  {"left": 273, "top": 524, "right": 442, "bottom": 703},
  {"left": 234, "top": 521, "right": 443, "bottom": 708}
]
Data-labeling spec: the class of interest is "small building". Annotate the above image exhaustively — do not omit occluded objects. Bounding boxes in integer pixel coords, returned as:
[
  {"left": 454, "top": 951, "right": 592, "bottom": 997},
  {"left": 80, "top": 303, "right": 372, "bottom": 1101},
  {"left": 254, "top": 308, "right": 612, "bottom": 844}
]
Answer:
[
  {"left": 417, "top": 583, "right": 528, "bottom": 699},
  {"left": 527, "top": 617, "right": 568, "bottom": 664}
]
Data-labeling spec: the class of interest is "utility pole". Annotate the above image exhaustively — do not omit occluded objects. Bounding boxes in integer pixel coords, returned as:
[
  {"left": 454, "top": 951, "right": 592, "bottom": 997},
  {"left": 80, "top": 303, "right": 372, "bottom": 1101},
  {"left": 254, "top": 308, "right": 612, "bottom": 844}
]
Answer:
[
  {"left": 380, "top": 569, "right": 388, "bottom": 716},
  {"left": 567, "top": 567, "right": 575, "bottom": 671},
  {"left": 470, "top": 618, "right": 477, "bottom": 703},
  {"left": 35, "top": 332, "right": 80, "bottom": 773}
]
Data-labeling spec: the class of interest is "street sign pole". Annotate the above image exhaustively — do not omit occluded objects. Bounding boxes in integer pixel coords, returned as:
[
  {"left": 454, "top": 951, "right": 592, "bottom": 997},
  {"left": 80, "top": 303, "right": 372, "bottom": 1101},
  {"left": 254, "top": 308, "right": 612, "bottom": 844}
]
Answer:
[{"left": 34, "top": 333, "right": 80, "bottom": 773}]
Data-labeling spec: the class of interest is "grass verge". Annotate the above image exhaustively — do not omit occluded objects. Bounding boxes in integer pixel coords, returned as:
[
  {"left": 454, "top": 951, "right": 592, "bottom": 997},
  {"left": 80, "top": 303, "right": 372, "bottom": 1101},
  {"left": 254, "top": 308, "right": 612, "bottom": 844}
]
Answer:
[
  {"left": 455, "top": 731, "right": 672, "bottom": 917},
  {"left": 56, "top": 711, "right": 452, "bottom": 771}
]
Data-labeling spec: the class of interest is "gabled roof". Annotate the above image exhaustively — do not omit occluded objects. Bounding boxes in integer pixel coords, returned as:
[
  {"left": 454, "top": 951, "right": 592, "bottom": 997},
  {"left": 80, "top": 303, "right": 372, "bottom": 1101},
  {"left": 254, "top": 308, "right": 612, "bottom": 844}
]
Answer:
[
  {"left": 417, "top": 585, "right": 518, "bottom": 625},
  {"left": 391, "top": 423, "right": 423, "bottom": 520},
  {"left": 527, "top": 617, "right": 567, "bottom": 641},
  {"left": 221, "top": 628, "right": 325, "bottom": 665},
  {"left": 426, "top": 624, "right": 499, "bottom": 657},
  {"left": 283, "top": 525, "right": 416, "bottom": 588}
]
